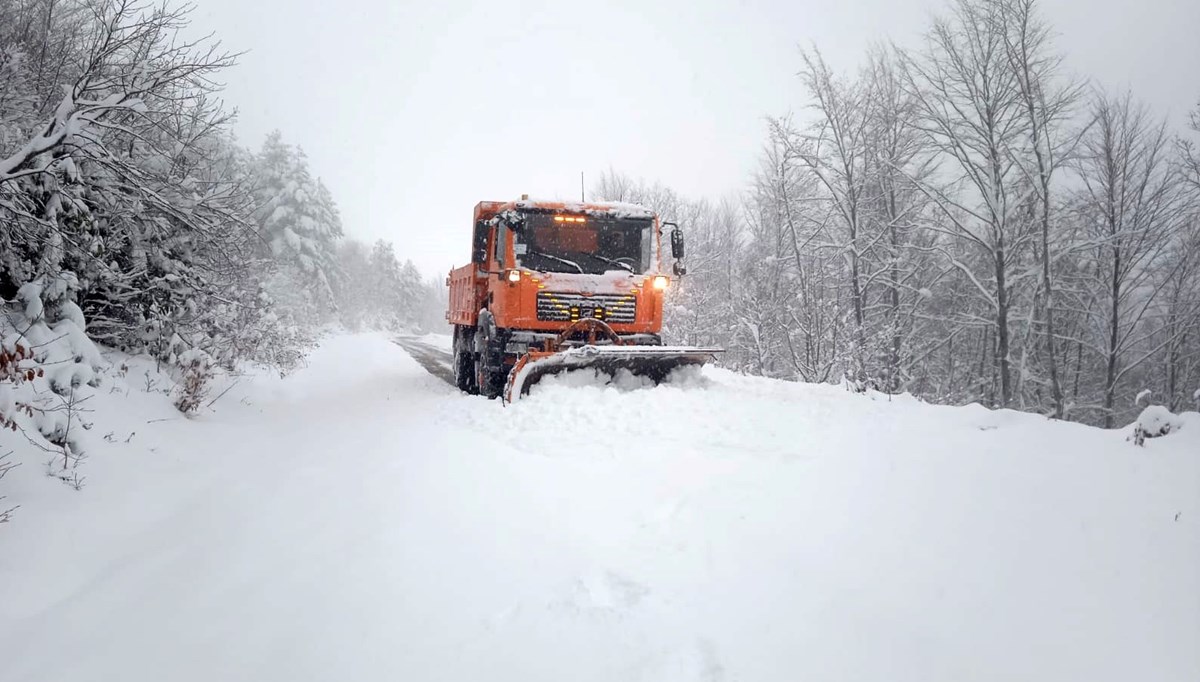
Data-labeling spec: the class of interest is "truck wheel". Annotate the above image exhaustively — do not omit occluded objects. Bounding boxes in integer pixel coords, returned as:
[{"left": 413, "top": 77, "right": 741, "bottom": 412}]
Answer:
[
  {"left": 452, "top": 325, "right": 477, "bottom": 393},
  {"left": 474, "top": 310, "right": 505, "bottom": 399}
]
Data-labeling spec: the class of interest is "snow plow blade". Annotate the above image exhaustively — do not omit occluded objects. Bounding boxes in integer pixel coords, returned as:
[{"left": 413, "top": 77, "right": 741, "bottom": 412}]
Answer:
[{"left": 505, "top": 345, "right": 722, "bottom": 402}]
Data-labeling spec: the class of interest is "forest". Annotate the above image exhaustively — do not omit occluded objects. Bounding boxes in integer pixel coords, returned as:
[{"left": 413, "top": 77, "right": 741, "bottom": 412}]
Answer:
[{"left": 597, "top": 0, "right": 1200, "bottom": 427}]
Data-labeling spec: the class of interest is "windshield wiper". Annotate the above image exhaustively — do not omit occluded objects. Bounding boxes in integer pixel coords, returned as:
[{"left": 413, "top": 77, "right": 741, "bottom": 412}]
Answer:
[
  {"left": 585, "top": 253, "right": 635, "bottom": 273},
  {"left": 525, "top": 249, "right": 584, "bottom": 274}
]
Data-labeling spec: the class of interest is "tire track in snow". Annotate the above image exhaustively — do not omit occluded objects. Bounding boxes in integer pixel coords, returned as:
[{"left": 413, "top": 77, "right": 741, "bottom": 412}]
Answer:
[{"left": 392, "top": 335, "right": 456, "bottom": 387}]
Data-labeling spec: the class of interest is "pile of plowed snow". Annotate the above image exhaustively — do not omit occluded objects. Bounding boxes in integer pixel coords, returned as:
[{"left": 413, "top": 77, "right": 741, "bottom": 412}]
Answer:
[{"left": 1, "top": 332, "right": 1196, "bottom": 682}]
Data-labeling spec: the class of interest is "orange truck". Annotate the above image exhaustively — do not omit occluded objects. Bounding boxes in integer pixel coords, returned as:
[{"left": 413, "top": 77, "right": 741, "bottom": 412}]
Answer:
[{"left": 446, "top": 196, "right": 721, "bottom": 400}]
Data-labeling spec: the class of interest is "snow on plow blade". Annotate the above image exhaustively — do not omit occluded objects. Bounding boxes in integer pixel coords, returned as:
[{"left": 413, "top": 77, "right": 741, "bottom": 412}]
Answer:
[{"left": 505, "top": 345, "right": 722, "bottom": 402}]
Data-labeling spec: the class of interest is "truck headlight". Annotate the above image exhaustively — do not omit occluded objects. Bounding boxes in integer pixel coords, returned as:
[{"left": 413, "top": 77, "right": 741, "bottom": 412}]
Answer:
[
  {"left": 506, "top": 269, "right": 521, "bottom": 283},
  {"left": 652, "top": 275, "right": 669, "bottom": 290}
]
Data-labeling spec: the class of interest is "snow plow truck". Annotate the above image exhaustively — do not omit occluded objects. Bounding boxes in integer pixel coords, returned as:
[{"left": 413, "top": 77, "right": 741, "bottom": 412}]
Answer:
[{"left": 447, "top": 197, "right": 722, "bottom": 401}]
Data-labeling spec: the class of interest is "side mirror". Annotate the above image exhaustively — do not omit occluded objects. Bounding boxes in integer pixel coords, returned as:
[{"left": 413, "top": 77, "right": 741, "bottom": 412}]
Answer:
[
  {"left": 662, "top": 222, "right": 686, "bottom": 277},
  {"left": 670, "top": 226, "right": 685, "bottom": 259},
  {"left": 472, "top": 221, "right": 489, "bottom": 264}
]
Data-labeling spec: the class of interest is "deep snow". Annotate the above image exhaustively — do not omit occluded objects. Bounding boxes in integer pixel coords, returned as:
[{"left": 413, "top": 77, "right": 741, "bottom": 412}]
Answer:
[{"left": 1, "top": 332, "right": 1197, "bottom": 681}]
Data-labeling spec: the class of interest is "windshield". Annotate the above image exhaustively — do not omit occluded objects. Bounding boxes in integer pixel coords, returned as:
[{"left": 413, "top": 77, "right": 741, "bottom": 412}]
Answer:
[{"left": 512, "top": 212, "right": 654, "bottom": 275}]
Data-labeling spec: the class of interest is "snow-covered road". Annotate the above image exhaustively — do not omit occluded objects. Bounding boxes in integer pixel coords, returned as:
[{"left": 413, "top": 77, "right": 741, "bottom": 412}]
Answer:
[{"left": 1, "top": 333, "right": 1197, "bottom": 681}]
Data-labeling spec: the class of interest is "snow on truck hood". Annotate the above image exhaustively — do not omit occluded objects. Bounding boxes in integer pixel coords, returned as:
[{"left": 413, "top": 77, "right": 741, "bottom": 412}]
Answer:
[{"left": 528, "top": 270, "right": 649, "bottom": 293}]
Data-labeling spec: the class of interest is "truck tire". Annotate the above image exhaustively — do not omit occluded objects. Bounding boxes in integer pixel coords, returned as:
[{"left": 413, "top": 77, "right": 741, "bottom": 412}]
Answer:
[
  {"left": 452, "top": 325, "right": 477, "bottom": 393},
  {"left": 474, "top": 310, "right": 506, "bottom": 399}
]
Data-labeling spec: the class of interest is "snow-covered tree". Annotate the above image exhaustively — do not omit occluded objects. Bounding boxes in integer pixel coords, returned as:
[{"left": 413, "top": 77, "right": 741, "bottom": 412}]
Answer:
[{"left": 253, "top": 131, "right": 343, "bottom": 326}]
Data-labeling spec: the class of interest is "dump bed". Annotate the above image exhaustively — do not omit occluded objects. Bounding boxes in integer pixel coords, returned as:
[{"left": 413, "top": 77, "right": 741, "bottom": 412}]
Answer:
[{"left": 447, "top": 263, "right": 483, "bottom": 326}]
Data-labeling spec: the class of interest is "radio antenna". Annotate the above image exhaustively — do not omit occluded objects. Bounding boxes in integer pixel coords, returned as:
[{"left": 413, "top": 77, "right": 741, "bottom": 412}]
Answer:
[{"left": 580, "top": 171, "right": 585, "bottom": 202}]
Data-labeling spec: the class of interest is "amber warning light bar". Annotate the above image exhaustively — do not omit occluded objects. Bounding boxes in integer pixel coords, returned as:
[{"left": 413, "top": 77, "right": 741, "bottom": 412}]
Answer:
[{"left": 552, "top": 215, "right": 587, "bottom": 223}]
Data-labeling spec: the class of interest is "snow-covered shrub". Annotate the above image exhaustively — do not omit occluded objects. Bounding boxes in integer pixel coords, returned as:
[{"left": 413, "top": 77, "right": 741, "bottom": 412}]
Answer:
[
  {"left": 0, "top": 451, "right": 15, "bottom": 523},
  {"left": 172, "top": 348, "right": 215, "bottom": 414},
  {"left": 1129, "top": 405, "right": 1184, "bottom": 446},
  {"left": 1, "top": 272, "right": 104, "bottom": 473},
  {"left": 0, "top": 324, "right": 37, "bottom": 523},
  {"left": 0, "top": 342, "right": 39, "bottom": 433}
]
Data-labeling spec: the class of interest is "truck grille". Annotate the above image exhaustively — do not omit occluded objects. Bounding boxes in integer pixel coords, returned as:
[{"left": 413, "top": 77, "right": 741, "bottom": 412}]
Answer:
[{"left": 536, "top": 291, "right": 637, "bottom": 324}]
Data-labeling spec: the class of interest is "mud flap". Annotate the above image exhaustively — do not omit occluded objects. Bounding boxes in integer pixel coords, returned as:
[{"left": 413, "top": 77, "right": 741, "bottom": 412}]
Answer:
[{"left": 504, "top": 345, "right": 722, "bottom": 402}]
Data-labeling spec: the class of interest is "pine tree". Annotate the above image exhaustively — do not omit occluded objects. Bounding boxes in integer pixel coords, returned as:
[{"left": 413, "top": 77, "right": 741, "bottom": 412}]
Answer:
[{"left": 254, "top": 131, "right": 343, "bottom": 326}]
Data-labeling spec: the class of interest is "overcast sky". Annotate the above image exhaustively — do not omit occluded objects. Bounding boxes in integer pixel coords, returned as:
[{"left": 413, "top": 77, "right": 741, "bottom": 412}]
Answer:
[{"left": 190, "top": 0, "right": 1200, "bottom": 278}]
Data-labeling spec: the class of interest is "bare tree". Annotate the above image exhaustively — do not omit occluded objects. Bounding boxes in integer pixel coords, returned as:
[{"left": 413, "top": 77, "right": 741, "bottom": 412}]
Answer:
[
  {"left": 999, "top": 0, "right": 1085, "bottom": 417},
  {"left": 1072, "top": 92, "right": 1185, "bottom": 426},
  {"left": 1153, "top": 218, "right": 1200, "bottom": 411},
  {"left": 897, "top": 0, "right": 1037, "bottom": 406},
  {"left": 772, "top": 49, "right": 877, "bottom": 387},
  {"left": 0, "top": 0, "right": 235, "bottom": 185},
  {"left": 1180, "top": 102, "right": 1200, "bottom": 193},
  {"left": 860, "top": 47, "right": 939, "bottom": 392}
]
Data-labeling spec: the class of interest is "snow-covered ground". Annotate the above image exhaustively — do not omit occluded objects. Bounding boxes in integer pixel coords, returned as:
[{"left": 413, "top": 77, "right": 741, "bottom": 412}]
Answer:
[{"left": 1, "top": 332, "right": 1197, "bottom": 681}]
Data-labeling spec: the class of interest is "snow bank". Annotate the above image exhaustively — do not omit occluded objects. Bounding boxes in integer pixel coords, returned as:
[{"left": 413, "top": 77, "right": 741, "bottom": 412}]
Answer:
[{"left": 0, "top": 333, "right": 1196, "bottom": 682}]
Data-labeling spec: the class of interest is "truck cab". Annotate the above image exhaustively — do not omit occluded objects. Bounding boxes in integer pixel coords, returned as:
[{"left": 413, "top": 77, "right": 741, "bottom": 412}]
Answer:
[{"left": 447, "top": 197, "right": 688, "bottom": 398}]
